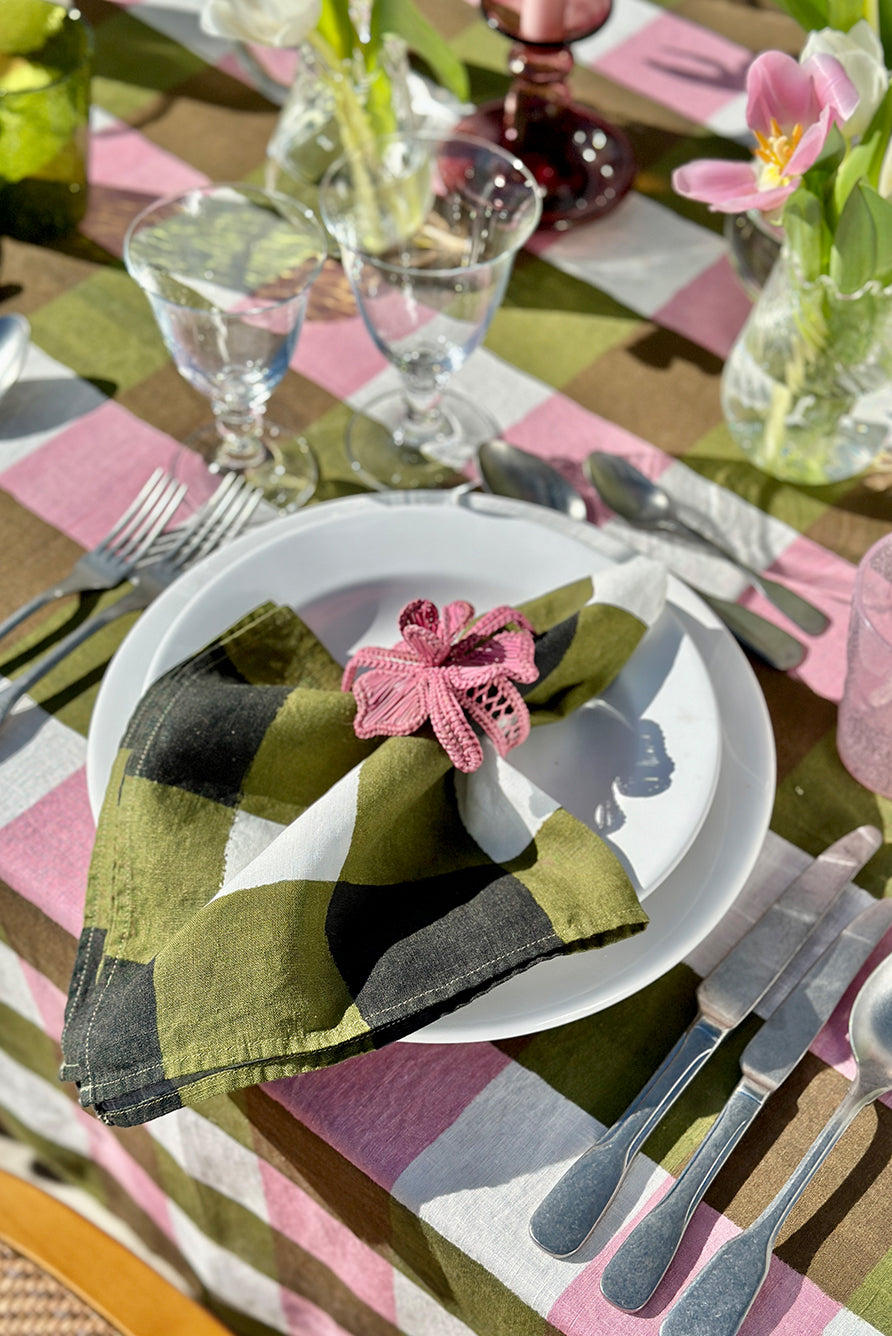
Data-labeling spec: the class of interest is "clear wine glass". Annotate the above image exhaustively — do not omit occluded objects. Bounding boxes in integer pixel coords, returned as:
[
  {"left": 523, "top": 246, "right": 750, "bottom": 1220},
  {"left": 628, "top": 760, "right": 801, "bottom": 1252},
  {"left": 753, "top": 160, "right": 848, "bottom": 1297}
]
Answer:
[
  {"left": 124, "top": 183, "right": 327, "bottom": 512},
  {"left": 458, "top": 0, "right": 636, "bottom": 229},
  {"left": 318, "top": 130, "right": 542, "bottom": 491}
]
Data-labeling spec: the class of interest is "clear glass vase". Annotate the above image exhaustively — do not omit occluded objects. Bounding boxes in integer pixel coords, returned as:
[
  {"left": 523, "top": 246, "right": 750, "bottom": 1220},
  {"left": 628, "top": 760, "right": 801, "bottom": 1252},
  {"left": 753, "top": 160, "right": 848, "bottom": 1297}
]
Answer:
[
  {"left": 721, "top": 245, "right": 892, "bottom": 485},
  {"left": 263, "top": 38, "right": 418, "bottom": 218}
]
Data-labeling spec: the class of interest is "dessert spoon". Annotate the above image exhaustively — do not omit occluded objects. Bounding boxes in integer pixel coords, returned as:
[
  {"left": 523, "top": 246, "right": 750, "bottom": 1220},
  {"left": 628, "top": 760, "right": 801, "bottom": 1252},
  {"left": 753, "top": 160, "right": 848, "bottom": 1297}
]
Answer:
[
  {"left": 584, "top": 450, "right": 829, "bottom": 635},
  {"left": 476, "top": 438, "right": 806, "bottom": 671}
]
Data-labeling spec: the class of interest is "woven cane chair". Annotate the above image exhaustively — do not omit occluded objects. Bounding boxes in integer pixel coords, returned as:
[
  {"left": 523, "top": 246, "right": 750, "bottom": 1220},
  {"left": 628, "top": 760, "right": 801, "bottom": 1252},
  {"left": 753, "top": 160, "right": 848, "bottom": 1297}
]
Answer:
[{"left": 0, "top": 1165, "right": 233, "bottom": 1336}]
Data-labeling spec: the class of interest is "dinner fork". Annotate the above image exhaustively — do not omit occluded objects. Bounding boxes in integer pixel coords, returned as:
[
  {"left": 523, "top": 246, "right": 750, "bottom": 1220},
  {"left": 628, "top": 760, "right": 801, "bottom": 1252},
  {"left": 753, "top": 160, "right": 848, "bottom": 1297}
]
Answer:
[
  {"left": 0, "top": 474, "right": 262, "bottom": 730},
  {"left": 0, "top": 469, "right": 186, "bottom": 645}
]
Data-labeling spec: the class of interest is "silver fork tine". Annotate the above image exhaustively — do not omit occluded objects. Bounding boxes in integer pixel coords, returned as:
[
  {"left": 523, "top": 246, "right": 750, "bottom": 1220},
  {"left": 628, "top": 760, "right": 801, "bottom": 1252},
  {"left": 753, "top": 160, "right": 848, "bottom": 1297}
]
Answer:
[
  {"left": 100, "top": 473, "right": 186, "bottom": 564},
  {"left": 94, "top": 469, "right": 171, "bottom": 553},
  {"left": 0, "top": 470, "right": 186, "bottom": 646},
  {"left": 0, "top": 478, "right": 265, "bottom": 734}
]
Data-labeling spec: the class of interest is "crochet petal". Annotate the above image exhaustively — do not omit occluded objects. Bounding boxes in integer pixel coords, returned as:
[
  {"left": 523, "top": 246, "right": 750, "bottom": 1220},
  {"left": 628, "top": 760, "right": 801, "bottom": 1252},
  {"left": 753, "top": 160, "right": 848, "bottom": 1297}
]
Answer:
[
  {"left": 468, "top": 605, "right": 534, "bottom": 641},
  {"left": 342, "top": 644, "right": 419, "bottom": 690},
  {"left": 440, "top": 600, "right": 475, "bottom": 642},
  {"left": 427, "top": 678, "right": 484, "bottom": 773},
  {"left": 462, "top": 678, "right": 531, "bottom": 757},
  {"left": 352, "top": 671, "right": 429, "bottom": 738},
  {"left": 451, "top": 629, "right": 539, "bottom": 682},
  {"left": 402, "top": 622, "right": 449, "bottom": 665},
  {"left": 399, "top": 599, "right": 439, "bottom": 634}
]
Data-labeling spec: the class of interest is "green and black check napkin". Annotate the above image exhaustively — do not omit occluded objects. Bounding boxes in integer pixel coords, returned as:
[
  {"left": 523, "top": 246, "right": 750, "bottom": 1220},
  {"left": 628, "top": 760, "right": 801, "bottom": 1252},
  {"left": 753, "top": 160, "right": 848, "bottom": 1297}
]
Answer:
[{"left": 61, "top": 557, "right": 666, "bottom": 1126}]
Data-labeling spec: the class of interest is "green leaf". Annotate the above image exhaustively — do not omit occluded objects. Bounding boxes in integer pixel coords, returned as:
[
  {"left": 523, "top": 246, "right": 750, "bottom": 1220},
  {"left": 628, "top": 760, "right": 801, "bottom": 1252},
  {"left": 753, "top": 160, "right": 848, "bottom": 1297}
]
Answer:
[
  {"left": 830, "top": 181, "right": 882, "bottom": 289},
  {"left": 765, "top": 0, "right": 828, "bottom": 32},
  {"left": 373, "top": 0, "right": 468, "bottom": 99},
  {"left": 878, "top": 0, "right": 892, "bottom": 64},
  {"left": 859, "top": 82, "right": 892, "bottom": 182},
  {"left": 784, "top": 185, "right": 826, "bottom": 280},
  {"left": 828, "top": 0, "right": 868, "bottom": 30},
  {"left": 316, "top": 0, "right": 355, "bottom": 62},
  {"left": 847, "top": 182, "right": 892, "bottom": 282},
  {"left": 833, "top": 140, "right": 878, "bottom": 216}
]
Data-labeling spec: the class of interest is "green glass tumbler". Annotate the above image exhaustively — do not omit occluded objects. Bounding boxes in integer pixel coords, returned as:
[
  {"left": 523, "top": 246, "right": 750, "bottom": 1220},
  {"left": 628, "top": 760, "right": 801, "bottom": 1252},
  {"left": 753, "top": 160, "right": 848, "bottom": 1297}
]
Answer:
[{"left": 0, "top": 2, "right": 93, "bottom": 243}]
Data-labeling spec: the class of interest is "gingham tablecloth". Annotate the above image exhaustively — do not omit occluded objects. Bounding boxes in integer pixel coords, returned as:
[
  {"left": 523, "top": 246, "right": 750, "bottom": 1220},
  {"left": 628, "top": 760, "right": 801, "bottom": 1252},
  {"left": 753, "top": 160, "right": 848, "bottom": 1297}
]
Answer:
[{"left": 1, "top": 1, "right": 891, "bottom": 1334}]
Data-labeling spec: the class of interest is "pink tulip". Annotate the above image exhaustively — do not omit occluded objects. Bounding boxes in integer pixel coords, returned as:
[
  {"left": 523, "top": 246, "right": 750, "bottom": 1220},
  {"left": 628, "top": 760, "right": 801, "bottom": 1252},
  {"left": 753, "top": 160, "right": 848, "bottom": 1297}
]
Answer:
[{"left": 673, "top": 49, "right": 859, "bottom": 214}]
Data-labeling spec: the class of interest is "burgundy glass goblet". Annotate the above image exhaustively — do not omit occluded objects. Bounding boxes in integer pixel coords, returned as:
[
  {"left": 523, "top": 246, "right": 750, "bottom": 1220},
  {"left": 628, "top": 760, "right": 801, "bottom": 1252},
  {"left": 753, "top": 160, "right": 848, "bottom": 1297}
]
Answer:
[{"left": 458, "top": 0, "right": 636, "bottom": 229}]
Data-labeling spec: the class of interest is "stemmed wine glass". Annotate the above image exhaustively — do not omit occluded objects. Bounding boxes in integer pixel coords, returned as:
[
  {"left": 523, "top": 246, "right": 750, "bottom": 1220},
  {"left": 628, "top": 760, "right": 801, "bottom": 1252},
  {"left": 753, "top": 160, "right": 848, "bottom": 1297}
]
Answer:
[
  {"left": 124, "top": 183, "right": 327, "bottom": 511},
  {"left": 458, "top": 0, "right": 636, "bottom": 229},
  {"left": 318, "top": 130, "right": 542, "bottom": 491}
]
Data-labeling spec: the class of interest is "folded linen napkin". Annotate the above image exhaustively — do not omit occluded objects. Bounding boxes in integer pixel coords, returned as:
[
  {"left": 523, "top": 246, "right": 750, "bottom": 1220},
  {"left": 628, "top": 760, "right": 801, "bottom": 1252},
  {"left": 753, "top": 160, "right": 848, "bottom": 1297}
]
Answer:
[{"left": 61, "top": 557, "right": 666, "bottom": 1126}]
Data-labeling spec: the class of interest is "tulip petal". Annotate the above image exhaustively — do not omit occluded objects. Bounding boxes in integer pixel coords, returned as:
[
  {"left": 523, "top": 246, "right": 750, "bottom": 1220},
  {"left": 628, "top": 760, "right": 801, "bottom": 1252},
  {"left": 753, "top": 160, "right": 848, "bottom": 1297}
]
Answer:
[
  {"left": 747, "top": 50, "right": 820, "bottom": 135},
  {"left": 671, "top": 159, "right": 793, "bottom": 214}
]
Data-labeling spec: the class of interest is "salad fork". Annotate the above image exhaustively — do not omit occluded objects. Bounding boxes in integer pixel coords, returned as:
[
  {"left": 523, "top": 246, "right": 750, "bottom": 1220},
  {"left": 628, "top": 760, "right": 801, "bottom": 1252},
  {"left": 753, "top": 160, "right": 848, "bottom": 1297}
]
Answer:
[
  {"left": 0, "top": 474, "right": 262, "bottom": 730},
  {"left": 0, "top": 469, "right": 186, "bottom": 645}
]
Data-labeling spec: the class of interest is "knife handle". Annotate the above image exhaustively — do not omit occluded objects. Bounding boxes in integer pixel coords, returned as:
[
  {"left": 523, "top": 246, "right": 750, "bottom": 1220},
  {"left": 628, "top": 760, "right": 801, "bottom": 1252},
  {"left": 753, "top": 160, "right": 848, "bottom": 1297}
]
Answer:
[
  {"left": 600, "top": 1081, "right": 765, "bottom": 1311},
  {"left": 530, "top": 1016, "right": 725, "bottom": 1257}
]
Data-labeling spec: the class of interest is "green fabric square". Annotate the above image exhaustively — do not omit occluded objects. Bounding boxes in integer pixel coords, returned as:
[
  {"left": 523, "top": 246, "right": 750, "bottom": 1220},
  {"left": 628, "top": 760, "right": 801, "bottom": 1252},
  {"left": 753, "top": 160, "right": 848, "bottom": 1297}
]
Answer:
[{"left": 29, "top": 268, "right": 169, "bottom": 394}]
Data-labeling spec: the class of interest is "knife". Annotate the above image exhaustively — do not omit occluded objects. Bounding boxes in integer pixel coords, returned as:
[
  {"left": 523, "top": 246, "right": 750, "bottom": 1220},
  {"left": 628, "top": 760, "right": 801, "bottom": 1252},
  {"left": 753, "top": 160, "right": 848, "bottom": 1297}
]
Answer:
[
  {"left": 529, "top": 824, "right": 882, "bottom": 1257},
  {"left": 599, "top": 896, "right": 892, "bottom": 1311}
]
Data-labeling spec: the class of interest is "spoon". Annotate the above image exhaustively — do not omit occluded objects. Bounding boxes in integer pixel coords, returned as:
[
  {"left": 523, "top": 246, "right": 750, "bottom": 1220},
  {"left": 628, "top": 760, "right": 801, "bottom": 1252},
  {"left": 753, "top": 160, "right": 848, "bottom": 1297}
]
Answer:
[
  {"left": 477, "top": 438, "right": 806, "bottom": 672},
  {"left": 0, "top": 314, "right": 30, "bottom": 401},
  {"left": 661, "top": 950, "right": 892, "bottom": 1336},
  {"left": 584, "top": 451, "right": 829, "bottom": 636}
]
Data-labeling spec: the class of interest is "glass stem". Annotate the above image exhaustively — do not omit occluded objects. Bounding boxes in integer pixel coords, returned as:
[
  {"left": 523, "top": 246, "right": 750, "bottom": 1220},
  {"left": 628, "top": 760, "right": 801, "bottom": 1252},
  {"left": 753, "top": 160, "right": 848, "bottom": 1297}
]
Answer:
[
  {"left": 213, "top": 406, "right": 268, "bottom": 470},
  {"left": 399, "top": 383, "right": 449, "bottom": 445}
]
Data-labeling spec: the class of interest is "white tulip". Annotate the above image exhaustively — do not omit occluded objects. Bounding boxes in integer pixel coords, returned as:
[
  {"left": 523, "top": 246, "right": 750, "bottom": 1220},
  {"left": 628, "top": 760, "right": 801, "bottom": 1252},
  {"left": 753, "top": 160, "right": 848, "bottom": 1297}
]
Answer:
[
  {"left": 801, "top": 20, "right": 889, "bottom": 140},
  {"left": 200, "top": 0, "right": 322, "bottom": 47}
]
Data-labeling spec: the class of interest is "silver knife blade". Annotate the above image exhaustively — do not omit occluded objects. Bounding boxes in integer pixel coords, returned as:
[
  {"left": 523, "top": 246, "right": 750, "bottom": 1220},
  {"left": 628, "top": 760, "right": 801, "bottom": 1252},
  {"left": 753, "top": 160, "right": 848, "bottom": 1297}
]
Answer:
[
  {"left": 530, "top": 824, "right": 882, "bottom": 1257},
  {"left": 700, "top": 825, "right": 882, "bottom": 1029},
  {"left": 600, "top": 896, "right": 892, "bottom": 1311}
]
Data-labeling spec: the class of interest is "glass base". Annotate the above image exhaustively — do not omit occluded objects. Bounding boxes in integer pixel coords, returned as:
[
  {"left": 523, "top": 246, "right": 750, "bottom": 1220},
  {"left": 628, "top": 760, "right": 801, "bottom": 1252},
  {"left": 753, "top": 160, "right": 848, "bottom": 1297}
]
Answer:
[
  {"left": 458, "top": 97, "right": 635, "bottom": 229},
  {"left": 175, "top": 420, "right": 319, "bottom": 513},
  {"left": 347, "top": 388, "right": 498, "bottom": 491}
]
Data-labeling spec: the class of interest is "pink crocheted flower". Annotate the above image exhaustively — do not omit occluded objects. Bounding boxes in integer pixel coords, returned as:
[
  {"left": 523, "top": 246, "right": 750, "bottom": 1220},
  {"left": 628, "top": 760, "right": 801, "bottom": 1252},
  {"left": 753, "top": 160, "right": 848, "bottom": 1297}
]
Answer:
[{"left": 342, "top": 599, "right": 540, "bottom": 773}]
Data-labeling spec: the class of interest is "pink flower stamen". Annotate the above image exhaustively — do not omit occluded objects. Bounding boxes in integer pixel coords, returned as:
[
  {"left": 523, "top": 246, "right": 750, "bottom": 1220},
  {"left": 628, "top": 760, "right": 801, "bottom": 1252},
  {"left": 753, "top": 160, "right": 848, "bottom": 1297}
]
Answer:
[{"left": 342, "top": 598, "right": 540, "bottom": 773}]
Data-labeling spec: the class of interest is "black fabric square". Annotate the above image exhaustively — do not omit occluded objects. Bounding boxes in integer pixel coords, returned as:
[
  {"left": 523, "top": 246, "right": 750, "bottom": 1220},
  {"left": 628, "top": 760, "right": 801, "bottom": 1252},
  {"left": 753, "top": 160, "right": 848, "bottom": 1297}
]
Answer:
[
  {"left": 125, "top": 674, "right": 291, "bottom": 807},
  {"left": 529, "top": 613, "right": 579, "bottom": 688},
  {"left": 325, "top": 867, "right": 560, "bottom": 1027}
]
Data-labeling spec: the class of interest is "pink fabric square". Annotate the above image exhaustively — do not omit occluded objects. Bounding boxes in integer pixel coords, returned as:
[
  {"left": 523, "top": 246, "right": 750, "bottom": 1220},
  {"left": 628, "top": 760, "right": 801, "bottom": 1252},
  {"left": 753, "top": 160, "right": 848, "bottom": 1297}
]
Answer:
[
  {"left": 265, "top": 1041, "right": 512, "bottom": 1190},
  {"left": 293, "top": 315, "right": 388, "bottom": 400},
  {"left": 259, "top": 1162, "right": 397, "bottom": 1322},
  {"left": 505, "top": 395, "right": 666, "bottom": 522},
  {"left": 89, "top": 121, "right": 207, "bottom": 199},
  {"left": 594, "top": 13, "right": 751, "bottom": 123},
  {"left": 20, "top": 960, "right": 68, "bottom": 1042},
  {"left": 739, "top": 534, "right": 856, "bottom": 701},
  {"left": 0, "top": 401, "right": 189, "bottom": 548},
  {"left": 655, "top": 256, "right": 753, "bottom": 361},
  {"left": 0, "top": 769, "right": 92, "bottom": 938}
]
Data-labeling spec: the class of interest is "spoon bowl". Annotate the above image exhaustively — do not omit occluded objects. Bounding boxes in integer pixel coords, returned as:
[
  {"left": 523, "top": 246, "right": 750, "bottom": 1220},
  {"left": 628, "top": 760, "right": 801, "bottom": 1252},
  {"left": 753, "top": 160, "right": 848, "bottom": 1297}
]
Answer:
[
  {"left": 478, "top": 438, "right": 588, "bottom": 521},
  {"left": 0, "top": 314, "right": 30, "bottom": 402}
]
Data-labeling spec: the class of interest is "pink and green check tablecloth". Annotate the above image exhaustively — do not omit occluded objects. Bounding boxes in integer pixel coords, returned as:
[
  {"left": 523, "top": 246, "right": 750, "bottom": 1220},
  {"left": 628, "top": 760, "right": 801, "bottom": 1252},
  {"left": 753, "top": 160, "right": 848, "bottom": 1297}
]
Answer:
[{"left": 1, "top": 1, "right": 892, "bottom": 1334}]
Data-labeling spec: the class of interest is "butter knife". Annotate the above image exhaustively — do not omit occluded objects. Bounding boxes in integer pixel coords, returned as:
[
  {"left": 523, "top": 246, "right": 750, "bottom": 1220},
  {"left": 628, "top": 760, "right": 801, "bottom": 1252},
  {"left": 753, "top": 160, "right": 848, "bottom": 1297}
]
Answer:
[
  {"left": 599, "top": 896, "right": 892, "bottom": 1310},
  {"left": 529, "top": 824, "right": 883, "bottom": 1257}
]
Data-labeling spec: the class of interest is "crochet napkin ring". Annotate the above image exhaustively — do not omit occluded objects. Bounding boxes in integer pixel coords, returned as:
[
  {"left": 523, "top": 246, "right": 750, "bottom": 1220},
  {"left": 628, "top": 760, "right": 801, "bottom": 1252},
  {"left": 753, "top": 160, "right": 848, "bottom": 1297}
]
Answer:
[{"left": 342, "top": 598, "right": 539, "bottom": 773}]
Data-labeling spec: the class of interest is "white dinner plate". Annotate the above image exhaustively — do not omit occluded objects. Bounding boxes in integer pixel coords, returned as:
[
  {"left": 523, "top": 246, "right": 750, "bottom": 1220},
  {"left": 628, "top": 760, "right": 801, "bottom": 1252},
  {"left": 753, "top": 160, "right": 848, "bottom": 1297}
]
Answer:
[{"left": 86, "top": 491, "right": 775, "bottom": 1041}]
